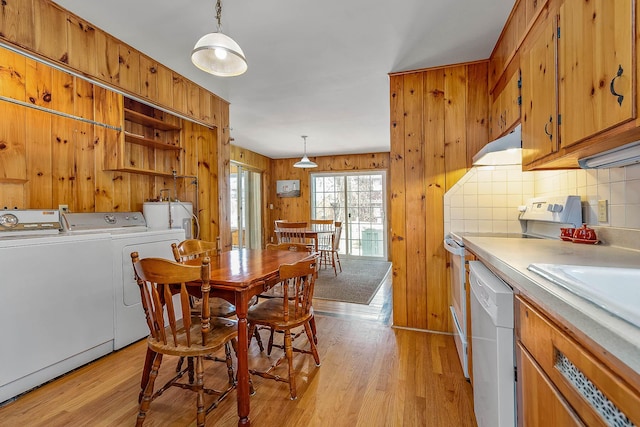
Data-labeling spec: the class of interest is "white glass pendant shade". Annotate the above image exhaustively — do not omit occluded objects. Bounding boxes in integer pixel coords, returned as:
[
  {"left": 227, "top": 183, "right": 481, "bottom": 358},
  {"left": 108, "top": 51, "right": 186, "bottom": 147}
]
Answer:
[
  {"left": 191, "top": 32, "right": 247, "bottom": 77},
  {"left": 294, "top": 136, "right": 317, "bottom": 168},
  {"left": 294, "top": 154, "right": 317, "bottom": 168}
]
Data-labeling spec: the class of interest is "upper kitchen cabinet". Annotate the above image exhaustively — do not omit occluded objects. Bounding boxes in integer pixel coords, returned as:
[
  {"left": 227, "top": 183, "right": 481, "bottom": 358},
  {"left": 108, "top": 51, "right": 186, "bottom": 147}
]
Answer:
[
  {"left": 521, "top": 0, "right": 637, "bottom": 169},
  {"left": 558, "top": 0, "right": 634, "bottom": 148},
  {"left": 488, "top": 0, "right": 549, "bottom": 92},
  {"left": 490, "top": 66, "right": 521, "bottom": 140},
  {"left": 521, "top": 8, "right": 558, "bottom": 166}
]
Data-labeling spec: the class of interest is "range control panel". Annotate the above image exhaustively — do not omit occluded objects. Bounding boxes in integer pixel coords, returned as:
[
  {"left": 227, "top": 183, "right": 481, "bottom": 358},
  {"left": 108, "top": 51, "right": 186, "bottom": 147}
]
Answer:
[{"left": 519, "top": 196, "right": 582, "bottom": 226}]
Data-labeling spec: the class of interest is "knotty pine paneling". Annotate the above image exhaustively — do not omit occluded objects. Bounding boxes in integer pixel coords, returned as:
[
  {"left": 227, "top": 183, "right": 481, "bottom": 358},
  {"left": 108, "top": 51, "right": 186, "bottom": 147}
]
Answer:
[
  {"left": 199, "top": 89, "right": 213, "bottom": 124},
  {"left": 1, "top": 0, "right": 231, "bottom": 237},
  {"left": 217, "top": 102, "right": 231, "bottom": 250},
  {"left": 50, "top": 66, "right": 74, "bottom": 115},
  {"left": 66, "top": 14, "right": 96, "bottom": 77},
  {"left": 2, "top": 0, "right": 228, "bottom": 129},
  {"left": 0, "top": 46, "right": 224, "bottom": 243},
  {"left": 26, "top": 109, "right": 53, "bottom": 208},
  {"left": 231, "top": 145, "right": 271, "bottom": 171},
  {"left": 403, "top": 72, "right": 428, "bottom": 329},
  {"left": 197, "top": 123, "right": 219, "bottom": 242},
  {"left": 172, "top": 73, "right": 187, "bottom": 115},
  {"left": 389, "top": 73, "right": 408, "bottom": 327},
  {"left": 186, "top": 82, "right": 200, "bottom": 119},
  {"left": 0, "top": 0, "right": 35, "bottom": 50},
  {"left": 33, "top": 0, "right": 67, "bottom": 64},
  {"left": 389, "top": 61, "right": 488, "bottom": 332},
  {"left": 156, "top": 64, "right": 174, "bottom": 109},
  {"left": 466, "top": 62, "right": 490, "bottom": 167},
  {"left": 74, "top": 121, "right": 95, "bottom": 212},
  {"left": 0, "top": 47, "right": 26, "bottom": 100},
  {"left": 444, "top": 66, "right": 468, "bottom": 192},
  {"left": 139, "top": 55, "right": 158, "bottom": 101},
  {"left": 95, "top": 31, "right": 119, "bottom": 84},
  {"left": 51, "top": 115, "right": 75, "bottom": 210},
  {"left": 118, "top": 45, "right": 140, "bottom": 95},
  {"left": 74, "top": 77, "right": 94, "bottom": 119},
  {"left": 424, "top": 70, "right": 448, "bottom": 333},
  {"left": 26, "top": 58, "right": 52, "bottom": 107},
  {"left": 0, "top": 103, "right": 27, "bottom": 182}
]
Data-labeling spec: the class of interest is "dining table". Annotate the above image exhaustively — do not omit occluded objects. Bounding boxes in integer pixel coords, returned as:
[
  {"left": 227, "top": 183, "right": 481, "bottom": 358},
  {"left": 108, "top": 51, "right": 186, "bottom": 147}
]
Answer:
[
  {"left": 276, "top": 226, "right": 334, "bottom": 252},
  {"left": 190, "top": 248, "right": 310, "bottom": 426}
]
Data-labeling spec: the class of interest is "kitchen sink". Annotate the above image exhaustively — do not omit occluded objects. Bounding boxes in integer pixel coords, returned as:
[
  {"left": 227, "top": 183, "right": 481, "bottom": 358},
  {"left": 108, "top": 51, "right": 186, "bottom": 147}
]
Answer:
[{"left": 527, "top": 263, "right": 640, "bottom": 328}]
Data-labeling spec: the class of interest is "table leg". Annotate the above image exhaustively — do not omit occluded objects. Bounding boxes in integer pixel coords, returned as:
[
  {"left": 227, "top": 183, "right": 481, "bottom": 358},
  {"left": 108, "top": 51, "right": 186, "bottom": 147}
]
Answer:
[{"left": 236, "top": 292, "right": 251, "bottom": 426}]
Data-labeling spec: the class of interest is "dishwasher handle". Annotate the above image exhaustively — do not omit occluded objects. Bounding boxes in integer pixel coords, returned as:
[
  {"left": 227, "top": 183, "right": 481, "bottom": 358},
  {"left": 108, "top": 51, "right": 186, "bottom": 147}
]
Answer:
[
  {"left": 444, "top": 237, "right": 465, "bottom": 256},
  {"left": 469, "top": 261, "right": 514, "bottom": 328}
]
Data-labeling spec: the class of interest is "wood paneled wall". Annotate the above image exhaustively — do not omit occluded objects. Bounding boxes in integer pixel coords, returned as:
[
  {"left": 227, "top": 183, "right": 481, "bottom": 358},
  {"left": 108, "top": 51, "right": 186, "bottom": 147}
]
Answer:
[
  {"left": 267, "top": 153, "right": 390, "bottom": 245},
  {"left": 0, "top": 0, "right": 230, "bottom": 243},
  {"left": 389, "top": 61, "right": 489, "bottom": 332}
]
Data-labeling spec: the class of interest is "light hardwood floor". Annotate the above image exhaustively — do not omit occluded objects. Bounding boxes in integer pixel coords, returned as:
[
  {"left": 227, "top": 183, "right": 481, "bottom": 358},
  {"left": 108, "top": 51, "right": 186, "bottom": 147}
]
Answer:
[{"left": 0, "top": 266, "right": 476, "bottom": 426}]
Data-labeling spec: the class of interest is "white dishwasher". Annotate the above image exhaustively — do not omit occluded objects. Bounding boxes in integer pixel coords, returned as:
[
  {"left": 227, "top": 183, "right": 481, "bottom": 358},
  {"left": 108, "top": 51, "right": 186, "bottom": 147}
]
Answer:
[{"left": 469, "top": 260, "right": 515, "bottom": 427}]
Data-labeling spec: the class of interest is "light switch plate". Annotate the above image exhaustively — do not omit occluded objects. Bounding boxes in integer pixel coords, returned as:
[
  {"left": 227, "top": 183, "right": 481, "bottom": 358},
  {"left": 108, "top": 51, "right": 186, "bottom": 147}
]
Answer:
[{"left": 597, "top": 200, "right": 608, "bottom": 223}]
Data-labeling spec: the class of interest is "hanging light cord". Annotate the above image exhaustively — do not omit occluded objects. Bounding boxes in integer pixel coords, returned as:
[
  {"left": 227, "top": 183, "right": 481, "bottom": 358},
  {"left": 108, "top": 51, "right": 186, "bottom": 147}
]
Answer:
[{"left": 215, "top": 0, "right": 223, "bottom": 32}]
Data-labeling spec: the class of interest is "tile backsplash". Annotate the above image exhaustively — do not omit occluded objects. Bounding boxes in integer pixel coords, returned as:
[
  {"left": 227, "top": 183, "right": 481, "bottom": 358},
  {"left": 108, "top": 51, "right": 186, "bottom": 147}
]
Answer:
[{"left": 444, "top": 163, "right": 640, "bottom": 235}]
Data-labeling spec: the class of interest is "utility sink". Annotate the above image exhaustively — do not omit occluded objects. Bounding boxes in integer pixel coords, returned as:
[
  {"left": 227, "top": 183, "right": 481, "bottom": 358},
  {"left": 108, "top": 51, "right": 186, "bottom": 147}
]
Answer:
[{"left": 527, "top": 264, "right": 640, "bottom": 328}]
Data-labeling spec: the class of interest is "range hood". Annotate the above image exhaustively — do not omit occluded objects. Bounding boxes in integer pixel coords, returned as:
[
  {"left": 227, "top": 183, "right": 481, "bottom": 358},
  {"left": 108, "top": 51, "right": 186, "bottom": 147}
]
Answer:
[
  {"left": 579, "top": 140, "right": 640, "bottom": 169},
  {"left": 472, "top": 124, "right": 522, "bottom": 166}
]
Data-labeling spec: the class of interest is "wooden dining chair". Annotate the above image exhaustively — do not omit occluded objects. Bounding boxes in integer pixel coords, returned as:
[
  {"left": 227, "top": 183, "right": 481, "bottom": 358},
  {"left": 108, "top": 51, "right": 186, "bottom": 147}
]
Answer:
[
  {"left": 310, "top": 218, "right": 334, "bottom": 257},
  {"left": 320, "top": 221, "right": 343, "bottom": 275},
  {"left": 258, "top": 243, "right": 318, "bottom": 355},
  {"left": 172, "top": 238, "right": 265, "bottom": 353},
  {"left": 274, "top": 221, "right": 312, "bottom": 248},
  {"left": 247, "top": 256, "right": 321, "bottom": 400},
  {"left": 131, "top": 252, "right": 237, "bottom": 427}
]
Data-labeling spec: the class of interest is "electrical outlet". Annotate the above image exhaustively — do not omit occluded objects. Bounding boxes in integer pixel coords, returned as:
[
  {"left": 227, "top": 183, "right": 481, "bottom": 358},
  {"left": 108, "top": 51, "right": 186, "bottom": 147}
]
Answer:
[
  {"left": 597, "top": 200, "right": 608, "bottom": 223},
  {"left": 59, "top": 204, "right": 69, "bottom": 214}
]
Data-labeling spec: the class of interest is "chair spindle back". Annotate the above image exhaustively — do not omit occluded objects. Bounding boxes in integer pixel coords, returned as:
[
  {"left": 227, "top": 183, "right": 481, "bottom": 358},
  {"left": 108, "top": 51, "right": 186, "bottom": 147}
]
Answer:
[{"left": 131, "top": 252, "right": 211, "bottom": 348}]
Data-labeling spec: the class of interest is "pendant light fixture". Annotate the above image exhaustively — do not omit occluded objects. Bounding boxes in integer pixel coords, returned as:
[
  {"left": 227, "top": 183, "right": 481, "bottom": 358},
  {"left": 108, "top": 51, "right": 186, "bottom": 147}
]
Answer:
[
  {"left": 294, "top": 135, "right": 318, "bottom": 168},
  {"left": 191, "top": 0, "right": 247, "bottom": 77}
]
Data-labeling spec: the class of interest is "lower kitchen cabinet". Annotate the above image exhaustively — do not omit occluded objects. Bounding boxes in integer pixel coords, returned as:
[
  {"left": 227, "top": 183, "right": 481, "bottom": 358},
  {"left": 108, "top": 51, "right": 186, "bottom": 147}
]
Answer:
[
  {"left": 517, "top": 342, "right": 584, "bottom": 426},
  {"left": 516, "top": 295, "right": 640, "bottom": 426}
]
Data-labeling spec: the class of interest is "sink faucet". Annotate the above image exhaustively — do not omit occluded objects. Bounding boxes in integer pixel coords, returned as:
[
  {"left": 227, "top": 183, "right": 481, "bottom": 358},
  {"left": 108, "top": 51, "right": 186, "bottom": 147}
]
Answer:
[{"left": 159, "top": 189, "right": 170, "bottom": 202}]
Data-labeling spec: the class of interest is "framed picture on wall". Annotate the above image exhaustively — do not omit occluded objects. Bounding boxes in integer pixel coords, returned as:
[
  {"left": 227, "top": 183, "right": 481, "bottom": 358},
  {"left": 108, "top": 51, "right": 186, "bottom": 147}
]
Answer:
[{"left": 276, "top": 179, "right": 300, "bottom": 198}]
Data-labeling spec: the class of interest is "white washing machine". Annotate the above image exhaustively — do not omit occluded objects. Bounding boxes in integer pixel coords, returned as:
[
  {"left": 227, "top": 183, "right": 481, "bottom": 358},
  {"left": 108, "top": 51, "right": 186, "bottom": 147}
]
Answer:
[
  {"left": 0, "top": 210, "right": 114, "bottom": 403},
  {"left": 111, "top": 227, "right": 185, "bottom": 349},
  {"left": 62, "top": 212, "right": 185, "bottom": 350}
]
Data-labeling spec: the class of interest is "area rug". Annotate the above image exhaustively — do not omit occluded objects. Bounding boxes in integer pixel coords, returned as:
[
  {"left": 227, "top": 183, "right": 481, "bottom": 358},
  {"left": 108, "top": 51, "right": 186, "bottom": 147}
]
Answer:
[{"left": 313, "top": 258, "right": 392, "bottom": 305}]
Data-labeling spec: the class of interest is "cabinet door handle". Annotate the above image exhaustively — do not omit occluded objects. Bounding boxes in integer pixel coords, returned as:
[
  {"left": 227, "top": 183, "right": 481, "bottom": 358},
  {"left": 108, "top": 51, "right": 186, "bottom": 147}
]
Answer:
[
  {"left": 609, "top": 65, "right": 624, "bottom": 106},
  {"left": 544, "top": 116, "right": 553, "bottom": 141}
]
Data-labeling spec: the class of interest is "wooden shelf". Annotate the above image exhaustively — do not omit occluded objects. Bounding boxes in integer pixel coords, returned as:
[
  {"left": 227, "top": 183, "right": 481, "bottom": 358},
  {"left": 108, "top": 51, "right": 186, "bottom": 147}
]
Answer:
[
  {"left": 124, "top": 132, "right": 181, "bottom": 150},
  {"left": 124, "top": 108, "right": 181, "bottom": 131},
  {"left": 105, "top": 167, "right": 175, "bottom": 178},
  {"left": 0, "top": 178, "right": 28, "bottom": 184}
]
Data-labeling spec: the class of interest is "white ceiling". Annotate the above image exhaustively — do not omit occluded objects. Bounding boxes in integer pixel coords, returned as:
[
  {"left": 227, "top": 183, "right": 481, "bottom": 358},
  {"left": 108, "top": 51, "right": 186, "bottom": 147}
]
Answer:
[{"left": 52, "top": 0, "right": 513, "bottom": 159}]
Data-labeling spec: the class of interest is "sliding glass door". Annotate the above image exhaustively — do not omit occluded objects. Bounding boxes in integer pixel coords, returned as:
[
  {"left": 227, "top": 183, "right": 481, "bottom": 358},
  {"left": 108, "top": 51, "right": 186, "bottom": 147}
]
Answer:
[
  {"left": 311, "top": 171, "right": 387, "bottom": 259},
  {"left": 230, "top": 163, "right": 262, "bottom": 249}
]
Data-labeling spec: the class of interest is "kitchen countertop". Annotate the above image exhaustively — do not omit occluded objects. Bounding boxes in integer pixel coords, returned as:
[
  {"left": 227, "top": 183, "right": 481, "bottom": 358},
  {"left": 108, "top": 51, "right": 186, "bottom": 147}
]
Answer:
[{"left": 462, "top": 235, "right": 640, "bottom": 375}]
